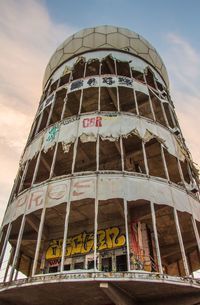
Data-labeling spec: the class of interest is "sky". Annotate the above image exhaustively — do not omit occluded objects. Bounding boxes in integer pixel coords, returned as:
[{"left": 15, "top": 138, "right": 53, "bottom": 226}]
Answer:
[{"left": 0, "top": 0, "right": 200, "bottom": 223}]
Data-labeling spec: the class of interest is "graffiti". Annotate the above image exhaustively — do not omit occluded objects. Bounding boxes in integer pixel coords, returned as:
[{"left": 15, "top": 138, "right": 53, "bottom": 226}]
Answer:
[
  {"left": 48, "top": 184, "right": 67, "bottom": 200},
  {"left": 70, "top": 80, "right": 83, "bottom": 91},
  {"left": 83, "top": 117, "right": 102, "bottom": 128},
  {"left": 72, "top": 179, "right": 94, "bottom": 197},
  {"left": 87, "top": 78, "right": 97, "bottom": 86},
  {"left": 118, "top": 76, "right": 133, "bottom": 87},
  {"left": 45, "top": 226, "right": 126, "bottom": 260},
  {"left": 47, "top": 126, "right": 59, "bottom": 142},
  {"left": 102, "top": 77, "right": 115, "bottom": 86},
  {"left": 28, "top": 190, "right": 44, "bottom": 210}
]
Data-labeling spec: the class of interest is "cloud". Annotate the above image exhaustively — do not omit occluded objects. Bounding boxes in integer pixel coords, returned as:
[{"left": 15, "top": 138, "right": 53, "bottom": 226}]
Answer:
[
  {"left": 163, "top": 33, "right": 200, "bottom": 170},
  {"left": 0, "top": 0, "right": 76, "bottom": 221}
]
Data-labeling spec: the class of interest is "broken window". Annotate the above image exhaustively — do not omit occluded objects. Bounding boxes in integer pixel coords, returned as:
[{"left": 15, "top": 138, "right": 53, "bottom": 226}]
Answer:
[
  {"left": 135, "top": 91, "right": 153, "bottom": 120},
  {"left": 128, "top": 200, "right": 158, "bottom": 272},
  {"left": 122, "top": 135, "right": 145, "bottom": 173},
  {"left": 60, "top": 73, "right": 71, "bottom": 87},
  {"left": 74, "top": 139, "right": 96, "bottom": 172},
  {"left": 81, "top": 88, "right": 98, "bottom": 113},
  {"left": 145, "top": 139, "right": 166, "bottom": 179},
  {"left": 63, "top": 91, "right": 81, "bottom": 118},
  {"left": 52, "top": 142, "right": 74, "bottom": 177},
  {"left": 155, "top": 204, "right": 186, "bottom": 276},
  {"left": 163, "top": 103, "right": 175, "bottom": 129},
  {"left": 37, "top": 105, "right": 51, "bottom": 134},
  {"left": 145, "top": 68, "right": 156, "bottom": 89},
  {"left": 116, "top": 61, "right": 131, "bottom": 77},
  {"left": 97, "top": 199, "right": 126, "bottom": 271},
  {"left": 100, "top": 87, "right": 118, "bottom": 111},
  {"left": 21, "top": 154, "right": 38, "bottom": 191},
  {"left": 101, "top": 55, "right": 115, "bottom": 75},
  {"left": 99, "top": 138, "right": 122, "bottom": 171},
  {"left": 35, "top": 148, "right": 55, "bottom": 184},
  {"left": 85, "top": 59, "right": 100, "bottom": 77},
  {"left": 131, "top": 69, "right": 145, "bottom": 83},
  {"left": 163, "top": 149, "right": 182, "bottom": 184},
  {"left": 72, "top": 58, "right": 85, "bottom": 80},
  {"left": 150, "top": 91, "right": 167, "bottom": 127},
  {"left": 49, "top": 89, "right": 66, "bottom": 125},
  {"left": 118, "top": 87, "right": 136, "bottom": 113}
]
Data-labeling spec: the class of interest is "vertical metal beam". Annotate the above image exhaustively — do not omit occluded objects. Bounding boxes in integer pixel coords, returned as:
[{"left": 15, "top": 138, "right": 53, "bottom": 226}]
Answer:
[
  {"left": 98, "top": 63, "right": 102, "bottom": 112},
  {"left": 9, "top": 214, "right": 26, "bottom": 281},
  {"left": 123, "top": 199, "right": 130, "bottom": 271},
  {"left": 0, "top": 223, "right": 12, "bottom": 269},
  {"left": 177, "top": 158, "right": 186, "bottom": 187},
  {"left": 46, "top": 93, "right": 55, "bottom": 127},
  {"left": 32, "top": 208, "right": 46, "bottom": 276},
  {"left": 60, "top": 190, "right": 71, "bottom": 272},
  {"left": 142, "top": 141, "right": 149, "bottom": 175},
  {"left": 18, "top": 161, "right": 29, "bottom": 193},
  {"left": 173, "top": 208, "right": 190, "bottom": 276},
  {"left": 150, "top": 201, "right": 163, "bottom": 274},
  {"left": 129, "top": 65, "right": 139, "bottom": 116},
  {"left": 35, "top": 111, "right": 43, "bottom": 136},
  {"left": 31, "top": 150, "right": 42, "bottom": 185},
  {"left": 14, "top": 253, "right": 22, "bottom": 281},
  {"left": 120, "top": 136, "right": 125, "bottom": 172},
  {"left": 143, "top": 76, "right": 156, "bottom": 121},
  {"left": 3, "top": 247, "right": 14, "bottom": 283},
  {"left": 161, "top": 144, "right": 170, "bottom": 181},
  {"left": 94, "top": 176, "right": 99, "bottom": 271},
  {"left": 114, "top": 59, "right": 120, "bottom": 111},
  {"left": 160, "top": 101, "right": 169, "bottom": 127}
]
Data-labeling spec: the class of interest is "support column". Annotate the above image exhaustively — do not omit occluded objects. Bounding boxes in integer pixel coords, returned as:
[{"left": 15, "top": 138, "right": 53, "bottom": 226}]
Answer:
[
  {"left": 0, "top": 223, "right": 12, "bottom": 269},
  {"left": 150, "top": 201, "right": 163, "bottom": 274},
  {"left": 173, "top": 208, "right": 190, "bottom": 276},
  {"left": 142, "top": 142, "right": 149, "bottom": 175},
  {"left": 32, "top": 207, "right": 46, "bottom": 276},
  {"left": 9, "top": 214, "right": 26, "bottom": 281},
  {"left": 124, "top": 199, "right": 130, "bottom": 271}
]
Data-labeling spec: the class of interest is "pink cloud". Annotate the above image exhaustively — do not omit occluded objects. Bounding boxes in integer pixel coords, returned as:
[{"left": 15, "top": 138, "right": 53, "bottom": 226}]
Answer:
[{"left": 0, "top": 0, "right": 76, "bottom": 221}]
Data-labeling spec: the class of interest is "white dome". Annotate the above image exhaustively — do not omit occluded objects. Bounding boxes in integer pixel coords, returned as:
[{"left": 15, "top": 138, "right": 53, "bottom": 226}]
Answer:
[{"left": 43, "top": 25, "right": 169, "bottom": 88}]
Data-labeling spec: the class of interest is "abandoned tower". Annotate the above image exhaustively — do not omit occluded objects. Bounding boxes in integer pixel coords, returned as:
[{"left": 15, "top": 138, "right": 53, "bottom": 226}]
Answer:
[{"left": 0, "top": 26, "right": 200, "bottom": 305}]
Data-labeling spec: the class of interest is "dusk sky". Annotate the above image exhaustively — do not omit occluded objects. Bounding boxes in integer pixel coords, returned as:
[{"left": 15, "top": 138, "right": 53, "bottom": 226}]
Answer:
[{"left": 0, "top": 0, "right": 200, "bottom": 222}]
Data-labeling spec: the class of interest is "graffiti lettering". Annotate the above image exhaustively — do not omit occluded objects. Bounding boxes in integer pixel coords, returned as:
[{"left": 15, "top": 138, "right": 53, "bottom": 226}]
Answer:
[
  {"left": 87, "top": 78, "right": 97, "bottom": 86},
  {"left": 83, "top": 117, "right": 102, "bottom": 128},
  {"left": 70, "top": 80, "right": 83, "bottom": 91},
  {"left": 102, "top": 77, "right": 115, "bottom": 85},
  {"left": 45, "top": 226, "right": 126, "bottom": 260},
  {"left": 118, "top": 76, "right": 133, "bottom": 87}
]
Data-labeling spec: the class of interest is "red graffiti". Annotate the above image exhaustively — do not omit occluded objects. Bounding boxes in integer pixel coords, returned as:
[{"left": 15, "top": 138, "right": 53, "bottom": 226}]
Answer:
[
  {"left": 72, "top": 179, "right": 94, "bottom": 197},
  {"left": 28, "top": 191, "right": 44, "bottom": 210},
  {"left": 83, "top": 116, "right": 102, "bottom": 128}
]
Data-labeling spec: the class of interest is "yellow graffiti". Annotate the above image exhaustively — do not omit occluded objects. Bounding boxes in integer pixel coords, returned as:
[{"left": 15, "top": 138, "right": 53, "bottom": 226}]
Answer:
[{"left": 46, "top": 227, "right": 125, "bottom": 260}]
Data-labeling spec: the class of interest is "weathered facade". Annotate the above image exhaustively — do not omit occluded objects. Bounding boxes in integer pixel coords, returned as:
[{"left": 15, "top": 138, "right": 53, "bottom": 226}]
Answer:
[{"left": 0, "top": 26, "right": 200, "bottom": 305}]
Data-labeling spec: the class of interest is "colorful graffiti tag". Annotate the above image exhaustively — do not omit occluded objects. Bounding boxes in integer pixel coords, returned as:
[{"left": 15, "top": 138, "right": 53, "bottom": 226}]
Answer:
[{"left": 45, "top": 226, "right": 126, "bottom": 260}]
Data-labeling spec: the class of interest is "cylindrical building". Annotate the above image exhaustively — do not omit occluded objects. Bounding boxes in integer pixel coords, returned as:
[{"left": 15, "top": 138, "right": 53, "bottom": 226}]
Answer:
[{"left": 0, "top": 25, "right": 200, "bottom": 305}]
